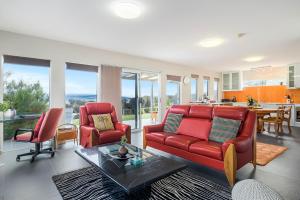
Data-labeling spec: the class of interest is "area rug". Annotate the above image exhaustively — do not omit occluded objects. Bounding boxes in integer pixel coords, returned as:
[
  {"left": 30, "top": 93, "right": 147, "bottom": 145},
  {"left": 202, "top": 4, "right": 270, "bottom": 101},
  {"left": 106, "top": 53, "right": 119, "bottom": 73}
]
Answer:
[
  {"left": 52, "top": 167, "right": 232, "bottom": 200},
  {"left": 256, "top": 142, "right": 288, "bottom": 166}
]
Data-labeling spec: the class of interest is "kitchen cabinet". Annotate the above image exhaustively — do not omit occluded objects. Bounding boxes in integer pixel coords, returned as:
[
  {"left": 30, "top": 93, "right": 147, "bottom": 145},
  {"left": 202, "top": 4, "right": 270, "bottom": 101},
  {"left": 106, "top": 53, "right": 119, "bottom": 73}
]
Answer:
[
  {"left": 222, "top": 71, "right": 242, "bottom": 91},
  {"left": 288, "top": 64, "right": 300, "bottom": 88}
]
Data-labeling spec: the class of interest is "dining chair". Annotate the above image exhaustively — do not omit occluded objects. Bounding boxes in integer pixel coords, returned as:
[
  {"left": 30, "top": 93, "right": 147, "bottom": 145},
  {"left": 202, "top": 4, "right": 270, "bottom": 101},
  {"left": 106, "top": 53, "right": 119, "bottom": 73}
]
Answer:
[
  {"left": 278, "top": 106, "right": 292, "bottom": 134},
  {"left": 261, "top": 108, "right": 284, "bottom": 136}
]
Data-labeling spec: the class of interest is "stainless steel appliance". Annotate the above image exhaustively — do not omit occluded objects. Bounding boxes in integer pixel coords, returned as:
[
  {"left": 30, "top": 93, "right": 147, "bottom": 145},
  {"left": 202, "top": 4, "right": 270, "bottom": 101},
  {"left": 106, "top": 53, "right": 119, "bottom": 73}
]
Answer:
[{"left": 296, "top": 107, "right": 300, "bottom": 122}]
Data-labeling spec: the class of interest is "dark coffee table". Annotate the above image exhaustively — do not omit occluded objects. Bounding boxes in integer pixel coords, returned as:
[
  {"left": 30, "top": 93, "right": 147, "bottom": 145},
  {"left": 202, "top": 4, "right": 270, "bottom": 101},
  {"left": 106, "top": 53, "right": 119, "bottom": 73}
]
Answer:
[{"left": 75, "top": 143, "right": 186, "bottom": 194}]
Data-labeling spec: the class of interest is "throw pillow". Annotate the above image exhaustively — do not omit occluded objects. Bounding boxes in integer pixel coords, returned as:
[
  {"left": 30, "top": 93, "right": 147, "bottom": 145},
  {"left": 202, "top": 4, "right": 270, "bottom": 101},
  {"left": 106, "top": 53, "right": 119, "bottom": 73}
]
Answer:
[
  {"left": 33, "top": 112, "right": 45, "bottom": 137},
  {"left": 163, "top": 113, "right": 183, "bottom": 133},
  {"left": 209, "top": 117, "right": 241, "bottom": 143},
  {"left": 92, "top": 114, "right": 114, "bottom": 131}
]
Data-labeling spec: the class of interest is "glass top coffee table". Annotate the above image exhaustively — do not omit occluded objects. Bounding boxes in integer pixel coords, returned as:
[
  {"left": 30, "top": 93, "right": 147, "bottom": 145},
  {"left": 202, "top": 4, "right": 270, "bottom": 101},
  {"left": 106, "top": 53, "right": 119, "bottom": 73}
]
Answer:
[{"left": 75, "top": 143, "right": 186, "bottom": 194}]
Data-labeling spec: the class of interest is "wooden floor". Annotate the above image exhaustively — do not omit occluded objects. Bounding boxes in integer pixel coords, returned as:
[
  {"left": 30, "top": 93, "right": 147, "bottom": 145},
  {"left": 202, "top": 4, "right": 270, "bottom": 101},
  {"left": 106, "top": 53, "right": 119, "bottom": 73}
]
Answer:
[{"left": 0, "top": 126, "right": 300, "bottom": 200}]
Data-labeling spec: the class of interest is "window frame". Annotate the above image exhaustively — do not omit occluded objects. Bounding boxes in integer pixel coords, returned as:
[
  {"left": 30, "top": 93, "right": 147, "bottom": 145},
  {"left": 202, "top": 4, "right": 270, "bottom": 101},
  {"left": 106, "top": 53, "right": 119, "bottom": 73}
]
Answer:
[
  {"left": 166, "top": 80, "right": 181, "bottom": 106},
  {"left": 190, "top": 78, "right": 198, "bottom": 101}
]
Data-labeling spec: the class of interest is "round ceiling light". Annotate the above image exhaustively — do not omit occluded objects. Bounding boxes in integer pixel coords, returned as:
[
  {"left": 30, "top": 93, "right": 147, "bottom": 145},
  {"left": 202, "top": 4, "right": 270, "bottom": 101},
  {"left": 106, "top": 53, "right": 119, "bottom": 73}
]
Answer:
[
  {"left": 198, "top": 37, "right": 225, "bottom": 48},
  {"left": 112, "top": 1, "right": 142, "bottom": 19},
  {"left": 244, "top": 56, "right": 264, "bottom": 62}
]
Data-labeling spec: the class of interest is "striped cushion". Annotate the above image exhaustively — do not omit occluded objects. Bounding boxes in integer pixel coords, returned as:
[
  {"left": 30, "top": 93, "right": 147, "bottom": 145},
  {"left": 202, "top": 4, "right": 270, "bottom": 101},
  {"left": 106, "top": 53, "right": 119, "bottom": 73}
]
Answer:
[
  {"left": 163, "top": 113, "right": 183, "bottom": 133},
  {"left": 209, "top": 117, "right": 241, "bottom": 143},
  {"left": 92, "top": 114, "right": 114, "bottom": 131}
]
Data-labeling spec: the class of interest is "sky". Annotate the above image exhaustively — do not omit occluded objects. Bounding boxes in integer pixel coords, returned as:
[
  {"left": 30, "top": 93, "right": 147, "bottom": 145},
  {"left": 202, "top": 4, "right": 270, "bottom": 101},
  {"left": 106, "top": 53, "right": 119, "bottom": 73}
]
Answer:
[
  {"left": 4, "top": 63, "right": 166, "bottom": 98},
  {"left": 122, "top": 79, "right": 159, "bottom": 98},
  {"left": 4, "top": 63, "right": 50, "bottom": 94}
]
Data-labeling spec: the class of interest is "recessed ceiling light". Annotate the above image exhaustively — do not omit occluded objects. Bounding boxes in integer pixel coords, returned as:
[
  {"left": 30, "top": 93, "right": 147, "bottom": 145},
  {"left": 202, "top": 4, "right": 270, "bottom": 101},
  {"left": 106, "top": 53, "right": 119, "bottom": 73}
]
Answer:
[
  {"left": 111, "top": 1, "right": 142, "bottom": 19},
  {"left": 198, "top": 37, "right": 225, "bottom": 48},
  {"left": 244, "top": 56, "right": 264, "bottom": 62}
]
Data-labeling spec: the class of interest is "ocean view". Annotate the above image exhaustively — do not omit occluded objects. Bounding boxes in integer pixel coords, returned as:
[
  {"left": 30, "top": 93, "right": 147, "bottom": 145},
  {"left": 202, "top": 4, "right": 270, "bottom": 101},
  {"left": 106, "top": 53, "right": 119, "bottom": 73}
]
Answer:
[{"left": 66, "top": 94, "right": 97, "bottom": 102}]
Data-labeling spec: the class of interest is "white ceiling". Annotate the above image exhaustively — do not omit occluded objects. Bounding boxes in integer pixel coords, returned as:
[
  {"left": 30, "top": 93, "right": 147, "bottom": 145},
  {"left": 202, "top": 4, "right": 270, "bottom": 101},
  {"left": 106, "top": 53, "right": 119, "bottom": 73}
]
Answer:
[{"left": 0, "top": 0, "right": 300, "bottom": 72}]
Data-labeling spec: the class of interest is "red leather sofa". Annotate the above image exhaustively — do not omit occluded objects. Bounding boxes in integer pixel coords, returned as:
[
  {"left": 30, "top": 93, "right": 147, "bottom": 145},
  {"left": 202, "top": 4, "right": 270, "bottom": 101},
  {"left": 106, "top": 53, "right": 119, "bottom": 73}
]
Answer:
[
  {"left": 143, "top": 105, "right": 257, "bottom": 186},
  {"left": 79, "top": 102, "right": 131, "bottom": 148}
]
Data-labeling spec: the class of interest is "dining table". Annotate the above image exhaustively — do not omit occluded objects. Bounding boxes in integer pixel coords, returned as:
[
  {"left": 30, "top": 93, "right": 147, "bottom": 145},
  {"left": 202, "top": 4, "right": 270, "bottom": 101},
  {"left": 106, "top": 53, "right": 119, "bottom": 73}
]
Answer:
[{"left": 251, "top": 108, "right": 284, "bottom": 133}]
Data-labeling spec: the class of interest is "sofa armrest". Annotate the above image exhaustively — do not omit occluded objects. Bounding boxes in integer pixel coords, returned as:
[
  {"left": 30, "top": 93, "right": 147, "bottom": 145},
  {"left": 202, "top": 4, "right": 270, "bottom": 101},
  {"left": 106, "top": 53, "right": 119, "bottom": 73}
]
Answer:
[
  {"left": 114, "top": 122, "right": 131, "bottom": 144},
  {"left": 222, "top": 136, "right": 252, "bottom": 154},
  {"left": 143, "top": 124, "right": 164, "bottom": 149},
  {"left": 80, "top": 125, "right": 99, "bottom": 148},
  {"left": 143, "top": 124, "right": 164, "bottom": 133}
]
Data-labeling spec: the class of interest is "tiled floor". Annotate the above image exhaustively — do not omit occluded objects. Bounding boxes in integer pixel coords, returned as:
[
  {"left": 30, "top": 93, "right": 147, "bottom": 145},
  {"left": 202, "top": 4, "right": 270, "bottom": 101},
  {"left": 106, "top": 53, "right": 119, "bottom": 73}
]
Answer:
[{"left": 0, "top": 126, "right": 300, "bottom": 200}]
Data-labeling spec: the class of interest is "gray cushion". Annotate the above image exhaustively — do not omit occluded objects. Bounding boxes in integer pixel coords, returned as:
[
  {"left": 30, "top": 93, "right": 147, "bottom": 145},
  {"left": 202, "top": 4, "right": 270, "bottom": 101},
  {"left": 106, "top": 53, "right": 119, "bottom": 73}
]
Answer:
[
  {"left": 163, "top": 113, "right": 183, "bottom": 133},
  {"left": 209, "top": 117, "right": 241, "bottom": 143}
]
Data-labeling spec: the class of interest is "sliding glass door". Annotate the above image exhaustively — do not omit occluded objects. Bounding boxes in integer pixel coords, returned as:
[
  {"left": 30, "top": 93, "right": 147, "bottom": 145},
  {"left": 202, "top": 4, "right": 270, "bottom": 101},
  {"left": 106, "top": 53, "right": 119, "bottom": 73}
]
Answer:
[
  {"left": 121, "top": 71, "right": 159, "bottom": 130},
  {"left": 140, "top": 73, "right": 159, "bottom": 127},
  {"left": 121, "top": 72, "right": 138, "bottom": 129}
]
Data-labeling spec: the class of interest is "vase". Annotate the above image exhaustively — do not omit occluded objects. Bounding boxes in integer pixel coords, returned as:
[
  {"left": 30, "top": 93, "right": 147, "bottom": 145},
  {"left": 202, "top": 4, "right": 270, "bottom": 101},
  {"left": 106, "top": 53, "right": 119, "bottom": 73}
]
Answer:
[
  {"left": 4, "top": 109, "right": 16, "bottom": 118},
  {"left": 118, "top": 145, "right": 128, "bottom": 158}
]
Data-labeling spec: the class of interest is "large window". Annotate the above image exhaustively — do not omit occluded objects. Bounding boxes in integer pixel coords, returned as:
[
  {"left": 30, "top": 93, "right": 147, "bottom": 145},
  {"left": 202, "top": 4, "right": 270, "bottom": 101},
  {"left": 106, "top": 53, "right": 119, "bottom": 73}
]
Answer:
[
  {"left": 214, "top": 78, "right": 219, "bottom": 101},
  {"left": 203, "top": 76, "right": 210, "bottom": 98},
  {"left": 166, "top": 75, "right": 181, "bottom": 107},
  {"left": 2, "top": 55, "right": 50, "bottom": 151},
  {"left": 65, "top": 63, "right": 98, "bottom": 125},
  {"left": 191, "top": 74, "right": 198, "bottom": 102}
]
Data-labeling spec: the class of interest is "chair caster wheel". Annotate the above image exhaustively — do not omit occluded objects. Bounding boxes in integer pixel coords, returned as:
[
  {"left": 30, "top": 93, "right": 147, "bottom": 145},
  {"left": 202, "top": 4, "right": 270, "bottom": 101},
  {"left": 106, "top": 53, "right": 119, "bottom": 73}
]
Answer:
[
  {"left": 16, "top": 156, "right": 20, "bottom": 162},
  {"left": 30, "top": 157, "right": 35, "bottom": 163},
  {"left": 51, "top": 152, "right": 55, "bottom": 158}
]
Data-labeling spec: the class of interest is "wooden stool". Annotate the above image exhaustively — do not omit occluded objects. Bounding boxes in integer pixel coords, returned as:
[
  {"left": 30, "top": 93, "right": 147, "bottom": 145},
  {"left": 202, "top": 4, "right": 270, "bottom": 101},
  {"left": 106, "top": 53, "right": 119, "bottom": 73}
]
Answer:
[{"left": 54, "top": 124, "right": 78, "bottom": 149}]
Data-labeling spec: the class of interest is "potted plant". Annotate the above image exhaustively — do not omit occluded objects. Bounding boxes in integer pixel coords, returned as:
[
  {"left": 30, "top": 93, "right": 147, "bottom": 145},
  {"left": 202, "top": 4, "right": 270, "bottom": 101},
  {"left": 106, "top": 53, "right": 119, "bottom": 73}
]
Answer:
[
  {"left": 285, "top": 95, "right": 291, "bottom": 103},
  {"left": 118, "top": 135, "right": 128, "bottom": 158},
  {"left": 3, "top": 101, "right": 16, "bottom": 118},
  {"left": 247, "top": 96, "right": 257, "bottom": 107},
  {"left": 0, "top": 101, "right": 10, "bottom": 119}
]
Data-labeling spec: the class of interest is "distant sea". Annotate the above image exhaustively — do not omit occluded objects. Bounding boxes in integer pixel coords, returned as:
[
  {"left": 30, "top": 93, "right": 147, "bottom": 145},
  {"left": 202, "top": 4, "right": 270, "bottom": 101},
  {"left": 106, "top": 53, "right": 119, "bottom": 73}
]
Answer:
[
  {"left": 66, "top": 94, "right": 132, "bottom": 102},
  {"left": 66, "top": 94, "right": 97, "bottom": 102}
]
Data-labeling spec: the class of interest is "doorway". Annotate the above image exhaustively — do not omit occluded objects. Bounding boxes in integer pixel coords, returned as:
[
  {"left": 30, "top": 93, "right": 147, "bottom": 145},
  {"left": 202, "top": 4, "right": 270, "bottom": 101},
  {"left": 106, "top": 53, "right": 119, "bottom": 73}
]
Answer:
[{"left": 121, "top": 71, "right": 160, "bottom": 130}]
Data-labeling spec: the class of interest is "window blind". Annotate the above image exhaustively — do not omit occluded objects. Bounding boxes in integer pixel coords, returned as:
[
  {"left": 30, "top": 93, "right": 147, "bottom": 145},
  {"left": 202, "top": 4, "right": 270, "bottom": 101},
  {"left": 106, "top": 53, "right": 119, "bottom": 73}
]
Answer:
[
  {"left": 3, "top": 55, "right": 50, "bottom": 67},
  {"left": 66, "top": 62, "right": 98, "bottom": 72},
  {"left": 203, "top": 76, "right": 210, "bottom": 80},
  {"left": 191, "top": 74, "right": 199, "bottom": 79},
  {"left": 167, "top": 75, "right": 181, "bottom": 82}
]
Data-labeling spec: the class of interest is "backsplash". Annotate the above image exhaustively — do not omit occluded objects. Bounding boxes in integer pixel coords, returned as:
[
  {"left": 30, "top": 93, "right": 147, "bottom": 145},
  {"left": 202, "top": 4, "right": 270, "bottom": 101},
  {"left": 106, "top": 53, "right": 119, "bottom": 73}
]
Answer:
[{"left": 223, "top": 85, "right": 300, "bottom": 103}]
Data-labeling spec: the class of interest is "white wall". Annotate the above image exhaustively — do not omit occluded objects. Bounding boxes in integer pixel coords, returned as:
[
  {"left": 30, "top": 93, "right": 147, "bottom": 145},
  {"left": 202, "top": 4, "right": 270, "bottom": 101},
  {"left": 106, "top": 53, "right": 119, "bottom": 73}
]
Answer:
[{"left": 0, "top": 30, "right": 220, "bottom": 150}]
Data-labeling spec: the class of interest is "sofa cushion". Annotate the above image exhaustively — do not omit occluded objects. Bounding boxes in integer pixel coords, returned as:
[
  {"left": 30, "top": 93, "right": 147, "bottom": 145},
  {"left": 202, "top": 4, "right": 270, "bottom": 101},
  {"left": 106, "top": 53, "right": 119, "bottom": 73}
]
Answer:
[
  {"left": 165, "top": 134, "right": 200, "bottom": 151},
  {"left": 177, "top": 118, "right": 211, "bottom": 140},
  {"left": 189, "top": 141, "right": 223, "bottom": 160},
  {"left": 169, "top": 105, "right": 190, "bottom": 117},
  {"left": 146, "top": 132, "right": 173, "bottom": 144},
  {"left": 209, "top": 117, "right": 241, "bottom": 143},
  {"left": 92, "top": 114, "right": 114, "bottom": 131},
  {"left": 213, "top": 106, "right": 248, "bottom": 121},
  {"left": 98, "top": 130, "right": 123, "bottom": 144},
  {"left": 163, "top": 113, "right": 183, "bottom": 133},
  {"left": 189, "top": 105, "right": 213, "bottom": 119}
]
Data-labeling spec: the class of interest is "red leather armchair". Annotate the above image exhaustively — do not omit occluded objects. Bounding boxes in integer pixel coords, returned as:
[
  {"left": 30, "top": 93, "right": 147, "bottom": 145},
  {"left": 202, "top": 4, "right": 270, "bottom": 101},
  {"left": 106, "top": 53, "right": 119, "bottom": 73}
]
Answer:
[
  {"left": 79, "top": 102, "right": 131, "bottom": 148},
  {"left": 144, "top": 105, "right": 256, "bottom": 186}
]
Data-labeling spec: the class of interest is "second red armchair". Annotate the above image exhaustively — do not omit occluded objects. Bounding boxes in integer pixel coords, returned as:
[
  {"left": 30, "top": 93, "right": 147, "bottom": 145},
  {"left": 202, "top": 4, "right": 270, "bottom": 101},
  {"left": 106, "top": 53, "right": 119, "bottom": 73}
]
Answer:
[{"left": 79, "top": 102, "right": 131, "bottom": 148}]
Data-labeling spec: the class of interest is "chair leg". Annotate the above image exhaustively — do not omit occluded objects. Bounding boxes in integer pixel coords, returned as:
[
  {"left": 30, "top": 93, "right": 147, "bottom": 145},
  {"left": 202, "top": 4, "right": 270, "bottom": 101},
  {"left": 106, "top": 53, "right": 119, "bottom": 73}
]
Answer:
[
  {"left": 288, "top": 122, "right": 292, "bottom": 134},
  {"left": 16, "top": 143, "right": 55, "bottom": 162},
  {"left": 260, "top": 121, "right": 264, "bottom": 133}
]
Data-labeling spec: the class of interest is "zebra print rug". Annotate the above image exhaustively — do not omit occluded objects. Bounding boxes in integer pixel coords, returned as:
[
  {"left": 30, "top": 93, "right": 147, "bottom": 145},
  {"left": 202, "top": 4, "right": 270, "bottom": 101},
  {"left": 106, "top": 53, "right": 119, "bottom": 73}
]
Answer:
[{"left": 52, "top": 167, "right": 232, "bottom": 200}]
